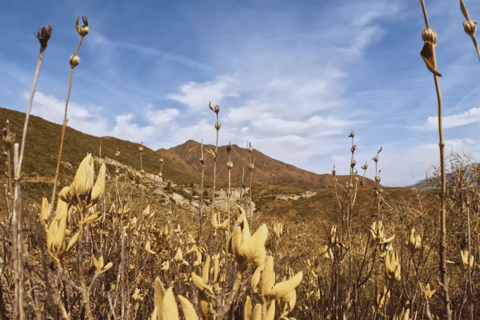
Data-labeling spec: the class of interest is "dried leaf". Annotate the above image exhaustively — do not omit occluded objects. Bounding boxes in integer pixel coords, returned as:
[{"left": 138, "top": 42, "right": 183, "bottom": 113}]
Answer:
[{"left": 420, "top": 43, "right": 442, "bottom": 77}]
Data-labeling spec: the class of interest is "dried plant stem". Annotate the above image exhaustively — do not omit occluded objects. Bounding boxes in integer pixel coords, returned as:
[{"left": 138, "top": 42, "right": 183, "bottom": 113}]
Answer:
[
  {"left": 467, "top": 199, "right": 473, "bottom": 320},
  {"left": 419, "top": 1, "right": 452, "bottom": 317},
  {"left": 12, "top": 143, "right": 25, "bottom": 320},
  {"left": 51, "top": 35, "right": 85, "bottom": 209},
  {"left": 199, "top": 140, "right": 205, "bottom": 241},
  {"left": 227, "top": 162, "right": 231, "bottom": 238},
  {"left": 17, "top": 50, "right": 44, "bottom": 178},
  {"left": 469, "top": 35, "right": 480, "bottom": 62},
  {"left": 434, "top": 50, "right": 452, "bottom": 320}
]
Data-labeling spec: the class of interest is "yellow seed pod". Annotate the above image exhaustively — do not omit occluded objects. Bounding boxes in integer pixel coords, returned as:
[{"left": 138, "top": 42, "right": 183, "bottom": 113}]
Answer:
[
  {"left": 40, "top": 198, "right": 50, "bottom": 221},
  {"left": 51, "top": 214, "right": 67, "bottom": 254},
  {"left": 269, "top": 271, "right": 303, "bottom": 303},
  {"left": 178, "top": 295, "right": 198, "bottom": 320},
  {"left": 174, "top": 248, "right": 183, "bottom": 262},
  {"left": 66, "top": 232, "right": 79, "bottom": 252},
  {"left": 202, "top": 255, "right": 211, "bottom": 282},
  {"left": 251, "top": 304, "right": 261, "bottom": 320},
  {"left": 251, "top": 266, "right": 263, "bottom": 293},
  {"left": 154, "top": 278, "right": 165, "bottom": 316},
  {"left": 237, "top": 224, "right": 268, "bottom": 271},
  {"left": 103, "top": 262, "right": 113, "bottom": 272},
  {"left": 420, "top": 283, "right": 436, "bottom": 299},
  {"left": 71, "top": 154, "right": 95, "bottom": 202},
  {"left": 461, "top": 250, "right": 474, "bottom": 268},
  {"left": 160, "top": 260, "right": 169, "bottom": 271},
  {"left": 265, "top": 301, "right": 275, "bottom": 320},
  {"left": 193, "top": 251, "right": 202, "bottom": 267},
  {"left": 90, "top": 163, "right": 106, "bottom": 205},
  {"left": 244, "top": 296, "right": 252, "bottom": 320},
  {"left": 162, "top": 287, "right": 179, "bottom": 320},
  {"left": 191, "top": 272, "right": 213, "bottom": 294},
  {"left": 261, "top": 256, "right": 275, "bottom": 297},
  {"left": 93, "top": 255, "right": 104, "bottom": 271},
  {"left": 145, "top": 241, "right": 156, "bottom": 254},
  {"left": 58, "top": 186, "right": 73, "bottom": 204}
]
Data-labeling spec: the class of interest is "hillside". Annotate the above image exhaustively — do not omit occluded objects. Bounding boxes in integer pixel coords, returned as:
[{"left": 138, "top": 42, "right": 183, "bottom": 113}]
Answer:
[{"left": 158, "top": 140, "right": 379, "bottom": 189}]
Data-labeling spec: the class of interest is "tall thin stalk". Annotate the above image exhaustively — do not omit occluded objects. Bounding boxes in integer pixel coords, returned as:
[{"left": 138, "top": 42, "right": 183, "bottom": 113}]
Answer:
[
  {"left": 198, "top": 140, "right": 205, "bottom": 241},
  {"left": 51, "top": 16, "right": 88, "bottom": 209},
  {"left": 12, "top": 25, "right": 53, "bottom": 320},
  {"left": 208, "top": 102, "right": 221, "bottom": 225},
  {"left": 419, "top": 1, "right": 452, "bottom": 318},
  {"left": 248, "top": 142, "right": 254, "bottom": 219},
  {"left": 226, "top": 143, "right": 233, "bottom": 239}
]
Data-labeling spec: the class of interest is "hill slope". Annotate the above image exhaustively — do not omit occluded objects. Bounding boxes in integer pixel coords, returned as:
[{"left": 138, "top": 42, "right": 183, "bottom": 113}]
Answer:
[
  {"left": 0, "top": 108, "right": 203, "bottom": 187},
  {"left": 157, "top": 140, "right": 378, "bottom": 188}
]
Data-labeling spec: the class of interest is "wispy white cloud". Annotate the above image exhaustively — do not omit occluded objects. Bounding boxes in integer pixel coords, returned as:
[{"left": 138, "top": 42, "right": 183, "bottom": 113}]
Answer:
[
  {"left": 168, "top": 76, "right": 239, "bottom": 113},
  {"left": 427, "top": 107, "right": 480, "bottom": 129},
  {"left": 89, "top": 31, "right": 212, "bottom": 71}
]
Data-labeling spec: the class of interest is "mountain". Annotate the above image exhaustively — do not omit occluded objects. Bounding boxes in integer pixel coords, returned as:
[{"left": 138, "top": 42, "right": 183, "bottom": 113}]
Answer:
[
  {"left": 0, "top": 108, "right": 203, "bottom": 188},
  {"left": 157, "top": 140, "right": 379, "bottom": 189}
]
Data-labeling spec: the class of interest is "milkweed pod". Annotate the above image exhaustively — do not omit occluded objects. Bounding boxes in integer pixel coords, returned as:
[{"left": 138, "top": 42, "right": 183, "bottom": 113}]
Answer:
[
  {"left": 93, "top": 255, "right": 104, "bottom": 271},
  {"left": 218, "top": 218, "right": 229, "bottom": 230},
  {"left": 238, "top": 224, "right": 268, "bottom": 270},
  {"left": 202, "top": 255, "right": 211, "bottom": 282},
  {"left": 261, "top": 256, "right": 275, "bottom": 297},
  {"left": 178, "top": 295, "right": 198, "bottom": 320},
  {"left": 66, "top": 232, "right": 79, "bottom": 252},
  {"left": 244, "top": 296, "right": 252, "bottom": 320},
  {"left": 90, "top": 163, "right": 106, "bottom": 205},
  {"left": 270, "top": 271, "right": 303, "bottom": 302},
  {"left": 161, "top": 260, "right": 169, "bottom": 271},
  {"left": 265, "top": 301, "right": 275, "bottom": 320},
  {"left": 154, "top": 278, "right": 166, "bottom": 319},
  {"left": 251, "top": 265, "right": 263, "bottom": 293},
  {"left": 191, "top": 272, "right": 213, "bottom": 294},
  {"left": 40, "top": 197, "right": 50, "bottom": 221},
  {"left": 162, "top": 287, "right": 179, "bottom": 320},
  {"left": 145, "top": 241, "right": 156, "bottom": 254},
  {"left": 461, "top": 250, "right": 474, "bottom": 268},
  {"left": 174, "top": 248, "right": 183, "bottom": 262},
  {"left": 103, "top": 262, "right": 113, "bottom": 272},
  {"left": 420, "top": 283, "right": 436, "bottom": 299},
  {"left": 194, "top": 251, "right": 202, "bottom": 266},
  {"left": 58, "top": 186, "right": 73, "bottom": 205},
  {"left": 71, "top": 154, "right": 95, "bottom": 202},
  {"left": 252, "top": 304, "right": 261, "bottom": 320},
  {"left": 152, "top": 307, "right": 159, "bottom": 320},
  {"left": 49, "top": 213, "right": 67, "bottom": 254}
]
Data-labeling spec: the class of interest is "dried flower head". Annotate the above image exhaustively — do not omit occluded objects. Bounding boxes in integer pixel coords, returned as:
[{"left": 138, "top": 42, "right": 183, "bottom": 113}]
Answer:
[
  {"left": 35, "top": 25, "right": 54, "bottom": 52},
  {"left": 75, "top": 16, "right": 89, "bottom": 37},
  {"left": 159, "top": 158, "right": 164, "bottom": 163},
  {"left": 422, "top": 27, "right": 437, "bottom": 44},
  {"left": 226, "top": 142, "right": 232, "bottom": 153},
  {"left": 248, "top": 142, "right": 253, "bottom": 153},
  {"left": 209, "top": 101, "right": 220, "bottom": 113},
  {"left": 227, "top": 161, "right": 233, "bottom": 169},
  {"left": 215, "top": 122, "right": 221, "bottom": 130},
  {"left": 69, "top": 54, "right": 80, "bottom": 68},
  {"left": 348, "top": 131, "right": 355, "bottom": 138}
]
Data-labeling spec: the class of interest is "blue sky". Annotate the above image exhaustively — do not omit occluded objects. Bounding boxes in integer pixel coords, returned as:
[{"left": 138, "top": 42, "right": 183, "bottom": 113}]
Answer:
[{"left": 1, "top": 0, "right": 479, "bottom": 187}]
